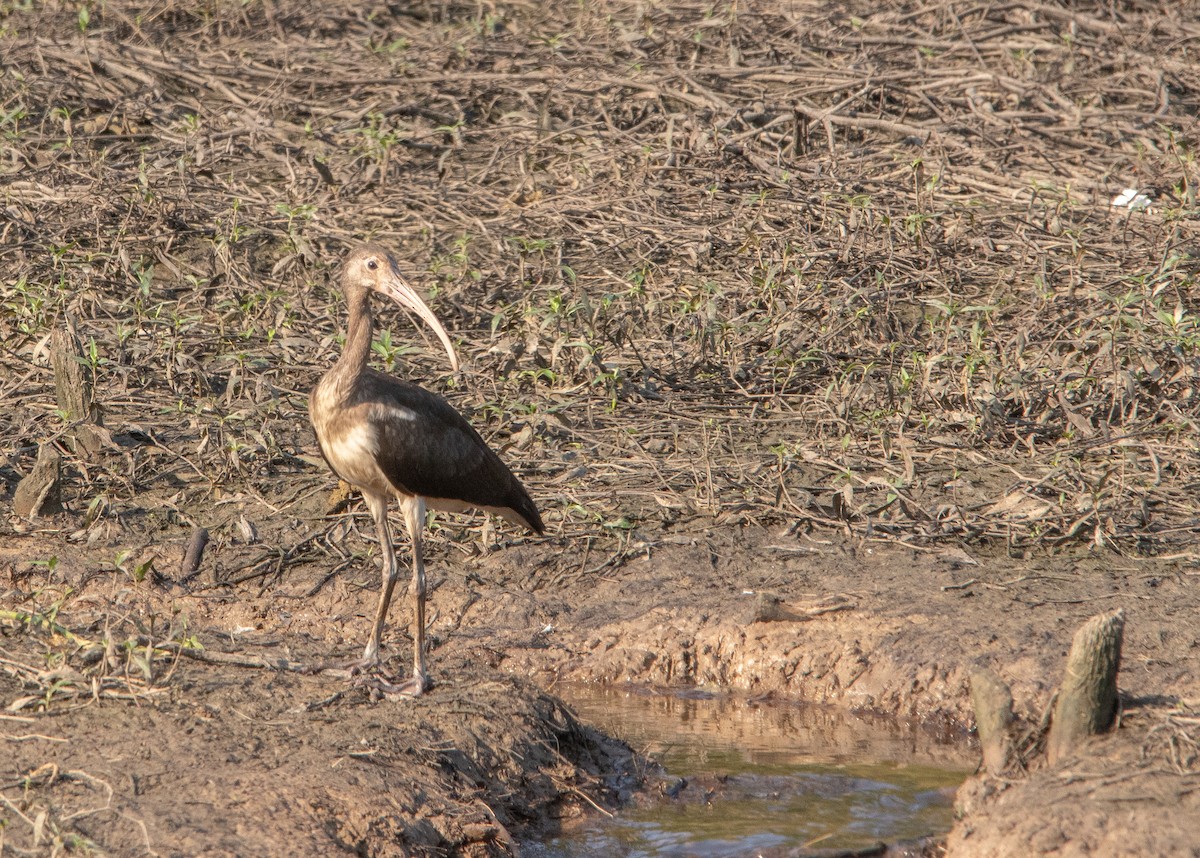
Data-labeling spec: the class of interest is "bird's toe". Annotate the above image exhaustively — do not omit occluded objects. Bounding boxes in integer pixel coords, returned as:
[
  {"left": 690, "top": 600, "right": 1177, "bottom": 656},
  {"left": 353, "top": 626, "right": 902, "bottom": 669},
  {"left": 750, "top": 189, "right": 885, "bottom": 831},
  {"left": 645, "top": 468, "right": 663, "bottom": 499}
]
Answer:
[{"left": 353, "top": 671, "right": 429, "bottom": 698}]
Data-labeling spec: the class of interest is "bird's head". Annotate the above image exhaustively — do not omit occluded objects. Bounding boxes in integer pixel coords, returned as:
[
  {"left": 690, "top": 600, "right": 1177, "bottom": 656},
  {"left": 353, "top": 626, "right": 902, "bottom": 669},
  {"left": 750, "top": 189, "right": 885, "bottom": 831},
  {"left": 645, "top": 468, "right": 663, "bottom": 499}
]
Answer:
[{"left": 342, "top": 244, "right": 460, "bottom": 372}]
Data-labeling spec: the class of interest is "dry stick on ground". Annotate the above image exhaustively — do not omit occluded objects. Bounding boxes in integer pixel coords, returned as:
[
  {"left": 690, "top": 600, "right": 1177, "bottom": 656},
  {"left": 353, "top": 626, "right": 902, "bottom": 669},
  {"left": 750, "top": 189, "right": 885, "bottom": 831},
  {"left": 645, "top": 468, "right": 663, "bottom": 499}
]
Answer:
[
  {"left": 153, "top": 641, "right": 307, "bottom": 672},
  {"left": 179, "top": 527, "right": 210, "bottom": 581},
  {"left": 1047, "top": 609, "right": 1126, "bottom": 765}
]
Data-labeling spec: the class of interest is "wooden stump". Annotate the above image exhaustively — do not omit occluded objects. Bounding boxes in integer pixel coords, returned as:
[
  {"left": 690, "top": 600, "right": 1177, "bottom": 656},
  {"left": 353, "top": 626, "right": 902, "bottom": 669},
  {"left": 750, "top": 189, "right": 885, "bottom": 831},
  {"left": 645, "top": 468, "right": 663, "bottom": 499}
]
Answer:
[
  {"left": 12, "top": 443, "right": 62, "bottom": 518},
  {"left": 50, "top": 324, "right": 104, "bottom": 455},
  {"left": 1047, "top": 609, "right": 1125, "bottom": 765},
  {"left": 969, "top": 667, "right": 1015, "bottom": 775}
]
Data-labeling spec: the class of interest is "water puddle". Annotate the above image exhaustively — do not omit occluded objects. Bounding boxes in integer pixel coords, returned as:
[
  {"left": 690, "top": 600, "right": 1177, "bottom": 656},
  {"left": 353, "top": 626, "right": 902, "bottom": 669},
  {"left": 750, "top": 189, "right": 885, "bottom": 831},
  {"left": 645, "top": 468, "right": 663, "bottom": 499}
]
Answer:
[{"left": 530, "top": 686, "right": 973, "bottom": 858}]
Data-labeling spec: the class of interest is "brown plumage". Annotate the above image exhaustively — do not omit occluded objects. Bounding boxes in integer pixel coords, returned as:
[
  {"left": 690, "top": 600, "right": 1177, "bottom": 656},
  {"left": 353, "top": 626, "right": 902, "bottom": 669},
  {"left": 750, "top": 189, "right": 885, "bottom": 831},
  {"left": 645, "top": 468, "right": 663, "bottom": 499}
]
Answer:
[{"left": 310, "top": 244, "right": 542, "bottom": 695}]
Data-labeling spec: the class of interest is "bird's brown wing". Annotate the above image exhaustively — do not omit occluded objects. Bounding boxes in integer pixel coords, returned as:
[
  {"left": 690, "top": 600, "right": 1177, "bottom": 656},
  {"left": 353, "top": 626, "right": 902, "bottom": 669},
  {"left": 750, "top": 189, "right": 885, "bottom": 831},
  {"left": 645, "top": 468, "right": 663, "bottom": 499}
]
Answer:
[{"left": 359, "top": 371, "right": 543, "bottom": 533}]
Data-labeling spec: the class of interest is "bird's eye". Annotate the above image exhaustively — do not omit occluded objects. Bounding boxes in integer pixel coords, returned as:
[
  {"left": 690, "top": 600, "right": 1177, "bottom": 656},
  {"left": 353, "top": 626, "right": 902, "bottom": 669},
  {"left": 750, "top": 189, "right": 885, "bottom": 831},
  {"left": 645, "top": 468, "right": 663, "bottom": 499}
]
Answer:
[{"left": 366, "top": 259, "right": 379, "bottom": 271}]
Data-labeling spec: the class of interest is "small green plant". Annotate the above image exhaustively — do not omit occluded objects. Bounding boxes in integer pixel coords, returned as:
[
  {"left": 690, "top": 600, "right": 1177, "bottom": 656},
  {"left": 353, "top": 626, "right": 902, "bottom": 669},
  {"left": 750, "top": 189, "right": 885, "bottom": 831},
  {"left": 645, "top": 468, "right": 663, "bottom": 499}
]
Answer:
[
  {"left": 81, "top": 335, "right": 105, "bottom": 377},
  {"left": 356, "top": 111, "right": 399, "bottom": 163},
  {"left": 430, "top": 233, "right": 480, "bottom": 283},
  {"left": 373, "top": 328, "right": 416, "bottom": 368},
  {"left": 0, "top": 103, "right": 27, "bottom": 139},
  {"left": 49, "top": 105, "right": 73, "bottom": 139},
  {"left": 275, "top": 201, "right": 317, "bottom": 251},
  {"left": 177, "top": 112, "right": 201, "bottom": 134},
  {"left": 478, "top": 12, "right": 502, "bottom": 35},
  {"left": 508, "top": 235, "right": 556, "bottom": 255},
  {"left": 114, "top": 549, "right": 154, "bottom": 583},
  {"left": 3, "top": 275, "right": 61, "bottom": 334},
  {"left": 537, "top": 32, "right": 566, "bottom": 52},
  {"left": 212, "top": 197, "right": 246, "bottom": 249},
  {"left": 368, "top": 36, "right": 410, "bottom": 54},
  {"left": 32, "top": 555, "right": 59, "bottom": 574}
]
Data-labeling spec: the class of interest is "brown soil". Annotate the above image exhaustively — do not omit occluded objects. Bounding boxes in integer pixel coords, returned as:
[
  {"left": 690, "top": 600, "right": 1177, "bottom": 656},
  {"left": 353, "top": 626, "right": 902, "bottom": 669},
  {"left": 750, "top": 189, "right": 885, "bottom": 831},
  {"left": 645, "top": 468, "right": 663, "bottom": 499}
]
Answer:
[
  {"left": 3, "top": 0, "right": 1200, "bottom": 855},
  {"left": 1, "top": 540, "right": 641, "bottom": 858},
  {"left": 3, "top": 525, "right": 1197, "bottom": 855}
]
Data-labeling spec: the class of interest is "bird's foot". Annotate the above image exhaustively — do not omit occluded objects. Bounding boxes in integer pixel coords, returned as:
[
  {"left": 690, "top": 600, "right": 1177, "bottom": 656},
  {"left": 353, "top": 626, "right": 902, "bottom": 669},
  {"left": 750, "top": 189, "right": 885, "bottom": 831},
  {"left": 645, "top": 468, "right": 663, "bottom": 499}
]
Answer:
[
  {"left": 346, "top": 656, "right": 382, "bottom": 676},
  {"left": 304, "top": 650, "right": 430, "bottom": 697},
  {"left": 352, "top": 671, "right": 430, "bottom": 698},
  {"left": 344, "top": 651, "right": 430, "bottom": 697}
]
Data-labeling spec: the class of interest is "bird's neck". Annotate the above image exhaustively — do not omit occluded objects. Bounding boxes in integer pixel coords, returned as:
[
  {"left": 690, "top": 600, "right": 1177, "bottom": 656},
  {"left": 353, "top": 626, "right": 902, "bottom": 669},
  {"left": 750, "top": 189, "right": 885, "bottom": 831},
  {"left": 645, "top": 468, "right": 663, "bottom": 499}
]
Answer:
[{"left": 328, "top": 290, "right": 374, "bottom": 396}]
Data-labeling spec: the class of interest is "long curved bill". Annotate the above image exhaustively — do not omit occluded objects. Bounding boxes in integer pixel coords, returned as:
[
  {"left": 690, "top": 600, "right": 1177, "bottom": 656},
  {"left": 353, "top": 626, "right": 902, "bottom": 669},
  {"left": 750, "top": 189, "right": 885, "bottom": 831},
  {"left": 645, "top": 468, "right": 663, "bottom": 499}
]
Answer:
[{"left": 380, "top": 258, "right": 460, "bottom": 372}]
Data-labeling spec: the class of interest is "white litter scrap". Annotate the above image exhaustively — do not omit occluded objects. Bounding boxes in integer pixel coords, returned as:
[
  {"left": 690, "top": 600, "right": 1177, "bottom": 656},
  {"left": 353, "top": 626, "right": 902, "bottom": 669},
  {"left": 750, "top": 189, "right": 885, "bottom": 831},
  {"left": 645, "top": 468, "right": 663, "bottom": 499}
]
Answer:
[{"left": 1111, "top": 187, "right": 1153, "bottom": 212}]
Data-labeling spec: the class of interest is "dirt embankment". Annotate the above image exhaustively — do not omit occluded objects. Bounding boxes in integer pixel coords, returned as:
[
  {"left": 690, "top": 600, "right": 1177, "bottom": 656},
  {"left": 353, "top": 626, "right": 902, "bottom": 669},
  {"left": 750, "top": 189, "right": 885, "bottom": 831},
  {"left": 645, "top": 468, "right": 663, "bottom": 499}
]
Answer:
[
  {"left": 4, "top": 521, "right": 1197, "bottom": 855},
  {"left": 3, "top": 0, "right": 1200, "bottom": 855},
  {"left": 1, "top": 541, "right": 639, "bottom": 857}
]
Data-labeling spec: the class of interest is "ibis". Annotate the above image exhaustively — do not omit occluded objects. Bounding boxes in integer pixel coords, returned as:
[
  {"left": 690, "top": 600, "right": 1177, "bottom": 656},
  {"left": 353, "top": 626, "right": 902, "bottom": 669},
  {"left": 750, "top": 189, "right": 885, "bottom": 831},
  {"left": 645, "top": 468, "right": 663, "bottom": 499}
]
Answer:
[{"left": 309, "top": 244, "right": 543, "bottom": 695}]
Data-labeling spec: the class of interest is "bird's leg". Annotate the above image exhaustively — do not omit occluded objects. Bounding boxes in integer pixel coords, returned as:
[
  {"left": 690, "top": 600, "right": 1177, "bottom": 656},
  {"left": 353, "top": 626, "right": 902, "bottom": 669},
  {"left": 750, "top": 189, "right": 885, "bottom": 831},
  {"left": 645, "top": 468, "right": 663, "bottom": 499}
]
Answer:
[
  {"left": 400, "top": 494, "right": 430, "bottom": 695},
  {"left": 355, "top": 496, "right": 429, "bottom": 695},
  {"left": 361, "top": 491, "right": 399, "bottom": 667}
]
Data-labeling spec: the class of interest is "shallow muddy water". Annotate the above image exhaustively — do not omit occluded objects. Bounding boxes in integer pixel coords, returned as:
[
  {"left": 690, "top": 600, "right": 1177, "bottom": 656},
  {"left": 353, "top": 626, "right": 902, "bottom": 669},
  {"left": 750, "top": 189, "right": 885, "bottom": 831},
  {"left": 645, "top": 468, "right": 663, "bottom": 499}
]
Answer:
[{"left": 528, "top": 686, "right": 973, "bottom": 858}]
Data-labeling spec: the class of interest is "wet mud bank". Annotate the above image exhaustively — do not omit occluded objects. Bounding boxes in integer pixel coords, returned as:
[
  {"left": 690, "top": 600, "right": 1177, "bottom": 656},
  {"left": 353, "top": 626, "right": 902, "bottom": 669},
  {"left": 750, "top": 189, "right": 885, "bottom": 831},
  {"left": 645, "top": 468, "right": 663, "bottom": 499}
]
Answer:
[
  {"left": 0, "top": 634, "right": 636, "bottom": 856},
  {"left": 949, "top": 716, "right": 1200, "bottom": 858},
  {"left": 476, "top": 532, "right": 1200, "bottom": 857},
  {"left": 3, "top": 525, "right": 1198, "bottom": 856},
  {"left": 532, "top": 685, "right": 971, "bottom": 857}
]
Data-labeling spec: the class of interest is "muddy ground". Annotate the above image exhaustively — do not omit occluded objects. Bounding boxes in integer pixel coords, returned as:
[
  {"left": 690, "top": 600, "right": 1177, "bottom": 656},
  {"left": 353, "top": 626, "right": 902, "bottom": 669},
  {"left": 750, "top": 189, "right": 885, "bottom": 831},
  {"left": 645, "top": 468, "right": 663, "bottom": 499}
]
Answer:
[{"left": 3, "top": 0, "right": 1200, "bottom": 855}]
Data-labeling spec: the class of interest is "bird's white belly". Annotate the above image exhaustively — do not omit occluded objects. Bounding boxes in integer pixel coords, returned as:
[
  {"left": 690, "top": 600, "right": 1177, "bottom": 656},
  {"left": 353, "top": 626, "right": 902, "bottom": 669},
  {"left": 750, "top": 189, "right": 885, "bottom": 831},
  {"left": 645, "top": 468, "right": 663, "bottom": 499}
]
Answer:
[{"left": 323, "top": 422, "right": 392, "bottom": 495}]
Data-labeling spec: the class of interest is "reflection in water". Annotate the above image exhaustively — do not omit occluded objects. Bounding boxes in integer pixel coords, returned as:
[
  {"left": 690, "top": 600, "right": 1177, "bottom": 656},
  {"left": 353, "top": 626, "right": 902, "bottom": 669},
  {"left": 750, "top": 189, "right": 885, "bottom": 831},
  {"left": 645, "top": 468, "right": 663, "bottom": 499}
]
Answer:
[{"left": 528, "top": 686, "right": 972, "bottom": 858}]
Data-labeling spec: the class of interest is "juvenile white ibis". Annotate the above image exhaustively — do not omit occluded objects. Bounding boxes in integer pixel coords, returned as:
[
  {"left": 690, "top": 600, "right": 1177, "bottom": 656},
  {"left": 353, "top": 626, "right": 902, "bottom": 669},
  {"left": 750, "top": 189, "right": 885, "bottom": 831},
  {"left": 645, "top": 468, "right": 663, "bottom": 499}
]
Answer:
[{"left": 309, "top": 244, "right": 543, "bottom": 695}]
